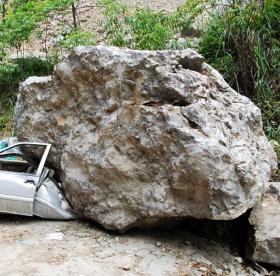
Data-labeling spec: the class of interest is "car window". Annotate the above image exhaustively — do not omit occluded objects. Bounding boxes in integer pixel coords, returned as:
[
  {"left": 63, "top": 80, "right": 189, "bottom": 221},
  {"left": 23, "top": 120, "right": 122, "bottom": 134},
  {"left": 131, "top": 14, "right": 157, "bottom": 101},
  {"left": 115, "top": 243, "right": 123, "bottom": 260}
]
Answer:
[
  {"left": 0, "top": 153, "right": 38, "bottom": 175},
  {"left": 0, "top": 142, "right": 51, "bottom": 177}
]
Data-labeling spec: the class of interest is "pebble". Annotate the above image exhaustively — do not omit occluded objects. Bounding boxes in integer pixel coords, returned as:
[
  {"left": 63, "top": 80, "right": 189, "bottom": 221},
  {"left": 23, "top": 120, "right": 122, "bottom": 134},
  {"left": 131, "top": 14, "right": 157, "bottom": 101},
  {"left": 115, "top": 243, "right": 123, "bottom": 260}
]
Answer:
[
  {"left": 122, "top": 265, "right": 130, "bottom": 271},
  {"left": 177, "top": 37, "right": 186, "bottom": 44},
  {"left": 184, "top": 241, "right": 191, "bottom": 246},
  {"left": 234, "top": 257, "right": 243, "bottom": 263},
  {"left": 155, "top": 241, "right": 162, "bottom": 247},
  {"left": 215, "top": 268, "right": 223, "bottom": 274},
  {"left": 223, "top": 264, "right": 231, "bottom": 272},
  {"left": 141, "top": 90, "right": 149, "bottom": 96},
  {"left": 198, "top": 267, "right": 208, "bottom": 272}
]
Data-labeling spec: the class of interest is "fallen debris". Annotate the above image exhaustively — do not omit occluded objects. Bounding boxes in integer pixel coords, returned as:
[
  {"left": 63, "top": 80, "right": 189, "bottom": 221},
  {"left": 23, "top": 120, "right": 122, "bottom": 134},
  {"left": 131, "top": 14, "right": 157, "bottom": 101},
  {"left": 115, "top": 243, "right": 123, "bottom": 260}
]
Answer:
[
  {"left": 248, "top": 182, "right": 280, "bottom": 267},
  {"left": 45, "top": 232, "right": 65, "bottom": 241}
]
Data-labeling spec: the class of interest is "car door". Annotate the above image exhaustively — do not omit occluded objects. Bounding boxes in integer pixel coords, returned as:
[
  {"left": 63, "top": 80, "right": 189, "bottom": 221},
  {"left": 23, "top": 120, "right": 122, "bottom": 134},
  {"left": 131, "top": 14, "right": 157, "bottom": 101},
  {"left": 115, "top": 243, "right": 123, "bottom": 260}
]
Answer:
[
  {"left": 0, "top": 142, "right": 51, "bottom": 216},
  {"left": 0, "top": 171, "right": 38, "bottom": 216}
]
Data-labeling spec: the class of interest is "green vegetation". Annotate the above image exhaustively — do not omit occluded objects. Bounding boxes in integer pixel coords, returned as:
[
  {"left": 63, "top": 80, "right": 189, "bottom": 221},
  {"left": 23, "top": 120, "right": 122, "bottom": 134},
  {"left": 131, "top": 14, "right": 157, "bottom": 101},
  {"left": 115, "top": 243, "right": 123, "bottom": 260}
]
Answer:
[
  {"left": 58, "top": 29, "right": 95, "bottom": 53},
  {"left": 50, "top": 28, "right": 95, "bottom": 63},
  {"left": 0, "top": 0, "right": 74, "bottom": 60},
  {"left": 198, "top": 0, "right": 280, "bottom": 178},
  {"left": 100, "top": 0, "right": 192, "bottom": 50},
  {"left": 0, "top": 0, "right": 95, "bottom": 136},
  {"left": 0, "top": 0, "right": 74, "bottom": 135},
  {"left": 0, "top": 58, "right": 53, "bottom": 134}
]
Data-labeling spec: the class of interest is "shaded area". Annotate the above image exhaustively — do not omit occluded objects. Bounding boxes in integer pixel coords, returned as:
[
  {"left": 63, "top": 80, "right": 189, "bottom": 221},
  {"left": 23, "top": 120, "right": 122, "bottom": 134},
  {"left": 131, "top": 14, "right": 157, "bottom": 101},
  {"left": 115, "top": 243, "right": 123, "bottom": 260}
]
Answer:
[{"left": 0, "top": 214, "right": 262, "bottom": 275}]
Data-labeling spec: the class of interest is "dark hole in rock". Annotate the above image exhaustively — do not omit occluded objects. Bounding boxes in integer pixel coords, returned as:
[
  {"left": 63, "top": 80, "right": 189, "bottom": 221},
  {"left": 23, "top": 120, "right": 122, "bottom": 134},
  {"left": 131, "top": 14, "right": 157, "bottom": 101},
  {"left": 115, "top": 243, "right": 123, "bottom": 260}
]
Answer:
[
  {"left": 255, "top": 262, "right": 280, "bottom": 274},
  {"left": 219, "top": 140, "right": 227, "bottom": 147},
  {"left": 143, "top": 101, "right": 161, "bottom": 106},
  {"left": 188, "top": 119, "right": 200, "bottom": 129},
  {"left": 172, "top": 100, "right": 187, "bottom": 106},
  {"left": 142, "top": 99, "right": 188, "bottom": 107},
  {"left": 179, "top": 211, "right": 252, "bottom": 257},
  {"left": 209, "top": 92, "right": 219, "bottom": 101},
  {"left": 224, "top": 121, "right": 232, "bottom": 129}
]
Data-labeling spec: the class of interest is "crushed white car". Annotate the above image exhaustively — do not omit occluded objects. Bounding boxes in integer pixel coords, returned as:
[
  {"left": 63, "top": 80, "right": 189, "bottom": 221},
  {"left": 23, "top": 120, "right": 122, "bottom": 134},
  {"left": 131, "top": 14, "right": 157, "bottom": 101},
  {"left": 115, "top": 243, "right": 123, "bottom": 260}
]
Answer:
[{"left": 0, "top": 138, "right": 76, "bottom": 219}]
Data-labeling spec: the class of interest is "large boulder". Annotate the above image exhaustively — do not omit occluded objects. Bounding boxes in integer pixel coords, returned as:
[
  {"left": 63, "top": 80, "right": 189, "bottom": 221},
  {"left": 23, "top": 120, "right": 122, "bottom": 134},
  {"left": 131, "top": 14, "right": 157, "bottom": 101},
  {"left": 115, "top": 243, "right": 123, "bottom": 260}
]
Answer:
[
  {"left": 15, "top": 46, "right": 277, "bottom": 230},
  {"left": 247, "top": 182, "right": 280, "bottom": 267}
]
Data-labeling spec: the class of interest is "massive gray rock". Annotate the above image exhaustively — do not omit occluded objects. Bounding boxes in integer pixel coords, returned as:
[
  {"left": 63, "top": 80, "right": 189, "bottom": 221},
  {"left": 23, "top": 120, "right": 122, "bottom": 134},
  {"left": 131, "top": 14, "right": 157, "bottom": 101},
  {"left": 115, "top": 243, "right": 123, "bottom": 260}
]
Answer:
[
  {"left": 15, "top": 46, "right": 277, "bottom": 230},
  {"left": 248, "top": 182, "right": 280, "bottom": 267}
]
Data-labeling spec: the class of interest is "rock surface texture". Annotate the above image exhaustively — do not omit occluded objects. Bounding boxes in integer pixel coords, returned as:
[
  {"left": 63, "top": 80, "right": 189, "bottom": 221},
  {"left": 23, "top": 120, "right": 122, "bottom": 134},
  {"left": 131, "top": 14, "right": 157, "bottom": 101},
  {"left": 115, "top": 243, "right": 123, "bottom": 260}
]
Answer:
[
  {"left": 248, "top": 182, "right": 280, "bottom": 267},
  {"left": 15, "top": 46, "right": 277, "bottom": 230}
]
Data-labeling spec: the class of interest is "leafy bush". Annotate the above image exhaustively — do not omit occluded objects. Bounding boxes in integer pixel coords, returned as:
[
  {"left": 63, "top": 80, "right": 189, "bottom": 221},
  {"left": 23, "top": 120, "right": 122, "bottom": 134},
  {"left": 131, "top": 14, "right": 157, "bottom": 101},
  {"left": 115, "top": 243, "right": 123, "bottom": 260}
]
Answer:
[
  {"left": 0, "top": 0, "right": 74, "bottom": 57},
  {"left": 0, "top": 103, "right": 14, "bottom": 137},
  {"left": 0, "top": 57, "right": 54, "bottom": 134},
  {"left": 58, "top": 28, "right": 95, "bottom": 52},
  {"left": 125, "top": 9, "right": 177, "bottom": 50},
  {"left": 198, "top": 0, "right": 280, "bottom": 178},
  {"left": 0, "top": 0, "right": 89, "bottom": 136},
  {"left": 100, "top": 0, "right": 192, "bottom": 50}
]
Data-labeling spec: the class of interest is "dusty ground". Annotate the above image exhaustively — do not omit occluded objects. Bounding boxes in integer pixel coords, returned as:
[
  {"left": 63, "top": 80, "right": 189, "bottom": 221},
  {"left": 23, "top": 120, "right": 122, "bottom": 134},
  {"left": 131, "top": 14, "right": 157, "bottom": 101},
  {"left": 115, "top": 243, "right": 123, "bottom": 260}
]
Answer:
[{"left": 0, "top": 215, "right": 265, "bottom": 276}]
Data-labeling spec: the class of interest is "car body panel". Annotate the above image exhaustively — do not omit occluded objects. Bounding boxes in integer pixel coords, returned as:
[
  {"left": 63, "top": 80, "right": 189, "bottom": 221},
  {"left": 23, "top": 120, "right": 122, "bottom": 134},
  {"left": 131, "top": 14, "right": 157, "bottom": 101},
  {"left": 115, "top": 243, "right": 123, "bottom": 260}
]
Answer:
[
  {"left": 0, "top": 138, "right": 76, "bottom": 220},
  {"left": 0, "top": 171, "right": 37, "bottom": 216}
]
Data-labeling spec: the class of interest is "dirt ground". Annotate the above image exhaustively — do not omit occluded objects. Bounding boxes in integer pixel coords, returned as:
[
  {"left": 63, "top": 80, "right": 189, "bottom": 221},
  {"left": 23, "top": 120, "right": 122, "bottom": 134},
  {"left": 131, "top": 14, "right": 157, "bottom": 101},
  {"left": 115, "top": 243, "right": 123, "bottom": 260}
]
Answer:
[{"left": 0, "top": 215, "right": 264, "bottom": 276}]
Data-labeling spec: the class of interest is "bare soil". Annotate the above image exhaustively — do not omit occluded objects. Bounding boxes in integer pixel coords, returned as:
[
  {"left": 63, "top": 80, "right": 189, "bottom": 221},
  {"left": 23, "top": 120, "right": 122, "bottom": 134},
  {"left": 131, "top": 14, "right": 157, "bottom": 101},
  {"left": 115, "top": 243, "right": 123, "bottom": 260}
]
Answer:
[{"left": 0, "top": 215, "right": 262, "bottom": 276}]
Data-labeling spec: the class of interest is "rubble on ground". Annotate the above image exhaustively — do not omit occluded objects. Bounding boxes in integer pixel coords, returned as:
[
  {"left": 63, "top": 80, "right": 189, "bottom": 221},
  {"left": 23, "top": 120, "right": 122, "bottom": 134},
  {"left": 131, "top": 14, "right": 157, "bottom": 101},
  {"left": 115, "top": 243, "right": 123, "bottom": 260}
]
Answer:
[{"left": 248, "top": 182, "right": 280, "bottom": 267}]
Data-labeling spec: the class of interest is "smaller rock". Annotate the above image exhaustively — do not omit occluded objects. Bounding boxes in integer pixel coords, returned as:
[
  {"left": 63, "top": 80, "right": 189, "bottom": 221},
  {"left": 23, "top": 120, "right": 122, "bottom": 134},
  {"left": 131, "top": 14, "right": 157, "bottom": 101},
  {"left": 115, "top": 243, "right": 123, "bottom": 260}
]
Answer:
[
  {"left": 177, "top": 38, "right": 186, "bottom": 45},
  {"left": 96, "top": 238, "right": 102, "bottom": 244},
  {"left": 223, "top": 264, "right": 230, "bottom": 272},
  {"left": 198, "top": 267, "right": 208, "bottom": 272},
  {"left": 215, "top": 268, "right": 223, "bottom": 275},
  {"left": 247, "top": 182, "right": 280, "bottom": 267},
  {"left": 234, "top": 257, "right": 243, "bottom": 263},
  {"left": 184, "top": 241, "right": 191, "bottom": 246},
  {"left": 121, "top": 265, "right": 130, "bottom": 271},
  {"left": 155, "top": 241, "right": 162, "bottom": 247},
  {"left": 141, "top": 90, "right": 148, "bottom": 97},
  {"left": 105, "top": 102, "right": 118, "bottom": 113}
]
